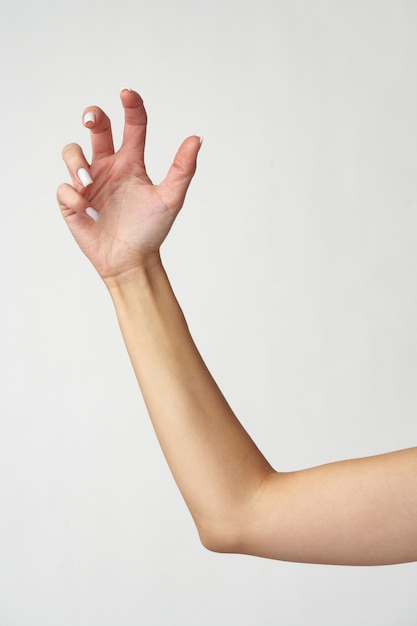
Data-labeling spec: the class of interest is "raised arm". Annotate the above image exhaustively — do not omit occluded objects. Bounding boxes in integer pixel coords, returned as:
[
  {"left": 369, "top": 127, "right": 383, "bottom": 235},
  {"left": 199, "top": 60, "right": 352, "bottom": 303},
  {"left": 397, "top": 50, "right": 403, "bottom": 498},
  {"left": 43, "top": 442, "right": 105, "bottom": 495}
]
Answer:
[{"left": 58, "top": 90, "right": 417, "bottom": 566}]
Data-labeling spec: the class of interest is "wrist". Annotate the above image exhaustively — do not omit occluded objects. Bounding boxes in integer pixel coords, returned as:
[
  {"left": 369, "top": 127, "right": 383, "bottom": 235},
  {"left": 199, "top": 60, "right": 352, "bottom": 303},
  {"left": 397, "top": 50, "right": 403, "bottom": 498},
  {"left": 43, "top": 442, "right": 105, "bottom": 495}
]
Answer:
[{"left": 104, "top": 253, "right": 165, "bottom": 299}]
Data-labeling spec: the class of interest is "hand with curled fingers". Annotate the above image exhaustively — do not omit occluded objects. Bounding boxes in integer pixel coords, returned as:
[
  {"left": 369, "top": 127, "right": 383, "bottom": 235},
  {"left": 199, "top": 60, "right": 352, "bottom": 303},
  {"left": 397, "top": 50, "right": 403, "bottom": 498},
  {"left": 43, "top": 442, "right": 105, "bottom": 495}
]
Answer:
[{"left": 57, "top": 89, "right": 202, "bottom": 284}]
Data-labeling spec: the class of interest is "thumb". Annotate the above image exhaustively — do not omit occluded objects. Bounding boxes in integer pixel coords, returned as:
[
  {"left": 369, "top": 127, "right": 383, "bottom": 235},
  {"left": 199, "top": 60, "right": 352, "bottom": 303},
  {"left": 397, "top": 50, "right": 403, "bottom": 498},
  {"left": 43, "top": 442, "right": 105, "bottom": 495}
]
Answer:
[{"left": 158, "top": 135, "right": 202, "bottom": 210}]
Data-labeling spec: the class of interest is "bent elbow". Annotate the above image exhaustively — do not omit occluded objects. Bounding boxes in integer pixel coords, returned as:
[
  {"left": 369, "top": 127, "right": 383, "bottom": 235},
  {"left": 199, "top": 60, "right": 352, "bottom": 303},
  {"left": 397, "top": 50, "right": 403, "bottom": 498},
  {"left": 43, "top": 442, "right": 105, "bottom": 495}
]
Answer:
[
  {"left": 196, "top": 518, "right": 248, "bottom": 555},
  {"left": 198, "top": 528, "right": 230, "bottom": 554},
  {"left": 195, "top": 472, "right": 279, "bottom": 556}
]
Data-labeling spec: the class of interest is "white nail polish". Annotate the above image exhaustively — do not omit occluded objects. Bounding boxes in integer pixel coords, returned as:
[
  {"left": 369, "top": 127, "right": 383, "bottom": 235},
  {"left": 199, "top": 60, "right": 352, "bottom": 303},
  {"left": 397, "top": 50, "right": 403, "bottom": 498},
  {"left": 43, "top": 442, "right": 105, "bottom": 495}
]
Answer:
[
  {"left": 83, "top": 111, "right": 96, "bottom": 125},
  {"left": 86, "top": 207, "right": 99, "bottom": 221},
  {"left": 78, "top": 167, "right": 93, "bottom": 187}
]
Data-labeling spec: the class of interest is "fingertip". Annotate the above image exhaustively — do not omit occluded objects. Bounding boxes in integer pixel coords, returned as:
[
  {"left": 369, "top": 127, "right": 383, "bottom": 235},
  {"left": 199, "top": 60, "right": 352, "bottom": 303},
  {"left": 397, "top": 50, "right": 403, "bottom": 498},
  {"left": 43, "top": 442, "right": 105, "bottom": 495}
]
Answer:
[
  {"left": 189, "top": 134, "right": 203, "bottom": 147},
  {"left": 81, "top": 106, "right": 114, "bottom": 158},
  {"left": 85, "top": 207, "right": 100, "bottom": 221},
  {"left": 77, "top": 167, "right": 94, "bottom": 188},
  {"left": 83, "top": 110, "right": 96, "bottom": 127},
  {"left": 120, "top": 87, "right": 133, "bottom": 102},
  {"left": 82, "top": 106, "right": 108, "bottom": 130},
  {"left": 119, "top": 87, "right": 144, "bottom": 107},
  {"left": 191, "top": 135, "right": 203, "bottom": 153},
  {"left": 181, "top": 135, "right": 203, "bottom": 160}
]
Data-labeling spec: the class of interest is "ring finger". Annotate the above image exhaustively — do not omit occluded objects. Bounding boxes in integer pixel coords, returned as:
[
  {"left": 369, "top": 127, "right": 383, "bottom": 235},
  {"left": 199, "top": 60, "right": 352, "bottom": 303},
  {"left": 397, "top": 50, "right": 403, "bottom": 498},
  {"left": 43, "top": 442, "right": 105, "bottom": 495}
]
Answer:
[{"left": 62, "top": 143, "right": 94, "bottom": 191}]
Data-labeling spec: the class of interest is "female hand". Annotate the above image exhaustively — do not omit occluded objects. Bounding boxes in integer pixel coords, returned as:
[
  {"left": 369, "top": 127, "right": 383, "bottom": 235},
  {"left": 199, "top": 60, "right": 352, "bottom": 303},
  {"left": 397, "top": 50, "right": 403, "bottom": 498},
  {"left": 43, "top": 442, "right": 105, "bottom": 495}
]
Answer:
[{"left": 57, "top": 89, "right": 201, "bottom": 283}]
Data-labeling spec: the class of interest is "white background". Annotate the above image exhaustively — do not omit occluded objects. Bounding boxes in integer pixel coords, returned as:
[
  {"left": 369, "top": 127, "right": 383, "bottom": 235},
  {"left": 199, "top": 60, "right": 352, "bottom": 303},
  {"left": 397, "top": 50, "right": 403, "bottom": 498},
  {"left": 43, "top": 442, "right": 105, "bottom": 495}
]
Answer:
[{"left": 1, "top": 1, "right": 417, "bottom": 624}]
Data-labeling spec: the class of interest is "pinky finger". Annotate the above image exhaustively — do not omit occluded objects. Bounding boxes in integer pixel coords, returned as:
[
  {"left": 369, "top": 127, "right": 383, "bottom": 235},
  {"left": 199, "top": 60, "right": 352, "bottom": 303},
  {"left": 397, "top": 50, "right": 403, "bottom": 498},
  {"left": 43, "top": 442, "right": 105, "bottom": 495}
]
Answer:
[{"left": 57, "top": 183, "right": 99, "bottom": 221}]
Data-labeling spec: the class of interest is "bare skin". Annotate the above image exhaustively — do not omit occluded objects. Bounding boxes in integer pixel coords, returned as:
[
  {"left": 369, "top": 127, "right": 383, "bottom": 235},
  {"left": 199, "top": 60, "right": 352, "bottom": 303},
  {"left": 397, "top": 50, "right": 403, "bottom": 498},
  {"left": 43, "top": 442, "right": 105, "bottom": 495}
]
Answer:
[{"left": 58, "top": 89, "right": 417, "bottom": 566}]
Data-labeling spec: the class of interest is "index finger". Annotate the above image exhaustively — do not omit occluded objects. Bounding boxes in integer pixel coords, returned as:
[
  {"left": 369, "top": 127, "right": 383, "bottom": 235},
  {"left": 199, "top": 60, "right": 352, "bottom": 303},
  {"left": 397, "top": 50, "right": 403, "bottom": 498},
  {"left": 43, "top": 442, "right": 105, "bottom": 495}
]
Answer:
[{"left": 119, "top": 89, "right": 147, "bottom": 163}]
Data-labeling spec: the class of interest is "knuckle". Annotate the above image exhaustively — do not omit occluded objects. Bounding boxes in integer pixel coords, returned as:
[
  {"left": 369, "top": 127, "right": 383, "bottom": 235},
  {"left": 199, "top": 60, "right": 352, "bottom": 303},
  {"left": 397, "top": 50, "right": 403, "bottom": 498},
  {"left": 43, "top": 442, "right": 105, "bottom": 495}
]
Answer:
[
  {"left": 56, "top": 182, "right": 69, "bottom": 200},
  {"left": 62, "top": 142, "right": 80, "bottom": 159}
]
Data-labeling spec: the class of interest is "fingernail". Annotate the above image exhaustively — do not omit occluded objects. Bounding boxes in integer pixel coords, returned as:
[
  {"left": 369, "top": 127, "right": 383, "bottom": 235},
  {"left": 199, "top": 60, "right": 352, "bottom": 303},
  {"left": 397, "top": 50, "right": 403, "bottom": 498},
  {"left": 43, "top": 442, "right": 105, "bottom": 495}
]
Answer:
[
  {"left": 120, "top": 87, "right": 133, "bottom": 93},
  {"left": 86, "top": 207, "right": 99, "bottom": 221},
  {"left": 77, "top": 167, "right": 93, "bottom": 187},
  {"left": 83, "top": 111, "right": 96, "bottom": 126},
  {"left": 199, "top": 136, "right": 204, "bottom": 147}
]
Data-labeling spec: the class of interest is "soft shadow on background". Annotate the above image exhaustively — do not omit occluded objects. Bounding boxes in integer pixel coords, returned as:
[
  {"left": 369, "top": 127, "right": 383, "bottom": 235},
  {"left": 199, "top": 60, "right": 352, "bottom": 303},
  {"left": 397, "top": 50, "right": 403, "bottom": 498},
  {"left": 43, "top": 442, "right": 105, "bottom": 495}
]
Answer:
[{"left": 1, "top": 1, "right": 417, "bottom": 624}]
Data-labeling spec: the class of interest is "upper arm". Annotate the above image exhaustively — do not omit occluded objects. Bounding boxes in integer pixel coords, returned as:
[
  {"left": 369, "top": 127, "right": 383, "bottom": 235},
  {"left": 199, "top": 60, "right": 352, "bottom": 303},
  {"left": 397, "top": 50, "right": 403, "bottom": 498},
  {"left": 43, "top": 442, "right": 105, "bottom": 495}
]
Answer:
[{"left": 236, "top": 447, "right": 417, "bottom": 565}]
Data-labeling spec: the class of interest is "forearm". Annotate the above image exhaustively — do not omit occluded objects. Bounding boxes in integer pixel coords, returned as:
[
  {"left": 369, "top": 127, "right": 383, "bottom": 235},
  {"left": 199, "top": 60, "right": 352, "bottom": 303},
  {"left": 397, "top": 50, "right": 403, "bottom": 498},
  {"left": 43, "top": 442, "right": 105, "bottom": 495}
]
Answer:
[
  {"left": 106, "top": 257, "right": 275, "bottom": 550},
  {"left": 106, "top": 260, "right": 417, "bottom": 565}
]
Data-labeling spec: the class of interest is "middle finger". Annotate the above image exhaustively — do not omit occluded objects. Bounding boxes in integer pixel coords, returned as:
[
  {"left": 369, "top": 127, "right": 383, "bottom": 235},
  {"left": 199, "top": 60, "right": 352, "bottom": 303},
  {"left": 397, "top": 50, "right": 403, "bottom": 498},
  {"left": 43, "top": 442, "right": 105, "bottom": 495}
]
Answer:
[{"left": 82, "top": 106, "right": 115, "bottom": 161}]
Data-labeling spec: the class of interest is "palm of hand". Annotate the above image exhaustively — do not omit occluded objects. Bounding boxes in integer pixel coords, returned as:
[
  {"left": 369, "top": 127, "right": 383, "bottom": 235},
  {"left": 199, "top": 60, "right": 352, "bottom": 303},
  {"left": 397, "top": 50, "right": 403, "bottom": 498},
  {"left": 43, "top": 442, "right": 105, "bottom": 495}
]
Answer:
[{"left": 71, "top": 155, "right": 176, "bottom": 280}]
